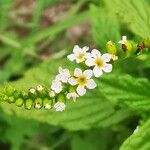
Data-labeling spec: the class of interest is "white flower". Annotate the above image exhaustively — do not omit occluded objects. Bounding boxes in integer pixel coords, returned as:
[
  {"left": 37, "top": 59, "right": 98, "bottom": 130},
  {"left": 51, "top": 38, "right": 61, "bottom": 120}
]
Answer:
[
  {"left": 133, "top": 126, "right": 139, "bottom": 134},
  {"left": 67, "top": 92, "right": 79, "bottom": 102},
  {"left": 49, "top": 90, "right": 55, "bottom": 97},
  {"left": 54, "top": 102, "right": 66, "bottom": 112},
  {"left": 85, "top": 49, "right": 112, "bottom": 77},
  {"left": 118, "top": 36, "right": 127, "bottom": 44},
  {"left": 51, "top": 79, "right": 62, "bottom": 94},
  {"left": 44, "top": 104, "right": 52, "bottom": 110},
  {"left": 29, "top": 88, "right": 36, "bottom": 94},
  {"left": 68, "top": 68, "right": 96, "bottom": 96},
  {"left": 67, "top": 45, "right": 90, "bottom": 63},
  {"left": 35, "top": 103, "right": 41, "bottom": 109},
  {"left": 56, "top": 67, "right": 71, "bottom": 83},
  {"left": 111, "top": 54, "right": 118, "bottom": 61},
  {"left": 37, "top": 85, "right": 43, "bottom": 91}
]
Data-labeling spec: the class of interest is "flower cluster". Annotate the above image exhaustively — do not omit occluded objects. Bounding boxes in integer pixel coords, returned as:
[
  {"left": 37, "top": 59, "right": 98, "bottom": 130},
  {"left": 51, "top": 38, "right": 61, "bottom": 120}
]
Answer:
[
  {"left": 50, "top": 45, "right": 115, "bottom": 112},
  {"left": 1, "top": 42, "right": 119, "bottom": 112},
  {"left": 1, "top": 36, "right": 149, "bottom": 112}
]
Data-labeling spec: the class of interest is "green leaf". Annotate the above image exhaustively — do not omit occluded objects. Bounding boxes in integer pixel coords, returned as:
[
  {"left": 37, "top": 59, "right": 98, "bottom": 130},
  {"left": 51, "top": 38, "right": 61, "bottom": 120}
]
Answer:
[
  {"left": 90, "top": 5, "right": 121, "bottom": 49},
  {"left": 105, "top": 0, "right": 150, "bottom": 38},
  {"left": 120, "top": 119, "right": 150, "bottom": 150},
  {"left": 0, "top": 56, "right": 132, "bottom": 131},
  {"left": 99, "top": 73, "right": 150, "bottom": 111}
]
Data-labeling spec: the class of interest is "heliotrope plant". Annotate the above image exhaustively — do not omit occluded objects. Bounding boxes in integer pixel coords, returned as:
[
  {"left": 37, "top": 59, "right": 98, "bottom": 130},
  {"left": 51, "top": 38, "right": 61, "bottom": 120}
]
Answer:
[{"left": 0, "top": 36, "right": 149, "bottom": 112}]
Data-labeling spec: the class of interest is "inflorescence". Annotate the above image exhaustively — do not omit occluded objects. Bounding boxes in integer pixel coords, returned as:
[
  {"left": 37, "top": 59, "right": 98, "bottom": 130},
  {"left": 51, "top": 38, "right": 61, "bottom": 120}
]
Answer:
[{"left": 0, "top": 36, "right": 149, "bottom": 112}]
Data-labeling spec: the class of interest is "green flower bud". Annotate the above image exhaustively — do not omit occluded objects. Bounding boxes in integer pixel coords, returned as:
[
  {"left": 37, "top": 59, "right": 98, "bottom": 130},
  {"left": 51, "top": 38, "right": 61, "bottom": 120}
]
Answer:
[
  {"left": 8, "top": 96, "right": 15, "bottom": 103},
  {"left": 125, "top": 41, "right": 137, "bottom": 56},
  {"left": 68, "top": 86, "right": 76, "bottom": 93},
  {"left": 38, "top": 88, "right": 47, "bottom": 98},
  {"left": 61, "top": 83, "right": 69, "bottom": 93},
  {"left": 14, "top": 91, "right": 21, "bottom": 99},
  {"left": 106, "top": 41, "right": 117, "bottom": 54},
  {"left": 21, "top": 91, "right": 29, "bottom": 99},
  {"left": 15, "top": 98, "right": 24, "bottom": 107},
  {"left": 25, "top": 99, "right": 33, "bottom": 110},
  {"left": 28, "top": 88, "right": 37, "bottom": 99},
  {"left": 143, "top": 38, "right": 150, "bottom": 48},
  {"left": 56, "top": 93, "right": 66, "bottom": 103},
  {"left": 3, "top": 95, "right": 9, "bottom": 101},
  {"left": 43, "top": 98, "right": 52, "bottom": 110},
  {"left": 4, "top": 85, "right": 15, "bottom": 96},
  {"left": 137, "top": 38, "right": 150, "bottom": 54},
  {"left": 34, "top": 98, "right": 43, "bottom": 109}
]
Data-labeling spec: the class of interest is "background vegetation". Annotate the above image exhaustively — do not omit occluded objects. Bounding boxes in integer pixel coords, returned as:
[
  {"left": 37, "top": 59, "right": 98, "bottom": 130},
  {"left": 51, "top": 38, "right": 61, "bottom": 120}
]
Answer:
[{"left": 0, "top": 0, "right": 150, "bottom": 150}]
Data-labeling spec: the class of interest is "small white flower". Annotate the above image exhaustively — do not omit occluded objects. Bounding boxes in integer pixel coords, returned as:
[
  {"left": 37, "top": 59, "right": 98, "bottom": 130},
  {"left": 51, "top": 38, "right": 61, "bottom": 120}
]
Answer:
[
  {"left": 68, "top": 68, "right": 96, "bottom": 96},
  {"left": 51, "top": 79, "right": 62, "bottom": 94},
  {"left": 49, "top": 90, "right": 55, "bottom": 97},
  {"left": 111, "top": 54, "right": 118, "bottom": 61},
  {"left": 85, "top": 49, "right": 112, "bottom": 77},
  {"left": 67, "top": 92, "right": 79, "bottom": 102},
  {"left": 56, "top": 67, "right": 71, "bottom": 83},
  {"left": 37, "top": 85, "right": 43, "bottom": 91},
  {"left": 29, "top": 88, "right": 36, "bottom": 94},
  {"left": 118, "top": 36, "right": 127, "bottom": 44},
  {"left": 133, "top": 126, "right": 139, "bottom": 134},
  {"left": 44, "top": 104, "right": 52, "bottom": 110},
  {"left": 54, "top": 102, "right": 66, "bottom": 112},
  {"left": 67, "top": 45, "right": 90, "bottom": 63},
  {"left": 35, "top": 103, "right": 41, "bottom": 109}
]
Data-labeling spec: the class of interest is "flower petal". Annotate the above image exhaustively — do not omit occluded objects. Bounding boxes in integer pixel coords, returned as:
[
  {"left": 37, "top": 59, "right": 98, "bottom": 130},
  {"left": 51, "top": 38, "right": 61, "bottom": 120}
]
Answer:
[
  {"left": 91, "top": 49, "right": 101, "bottom": 58},
  {"left": 73, "top": 45, "right": 80, "bottom": 53},
  {"left": 85, "top": 58, "right": 95, "bottom": 66},
  {"left": 74, "top": 68, "right": 82, "bottom": 77},
  {"left": 55, "top": 74, "right": 61, "bottom": 81},
  {"left": 82, "top": 46, "right": 89, "bottom": 52},
  {"left": 118, "top": 36, "right": 127, "bottom": 44},
  {"left": 83, "top": 69, "right": 93, "bottom": 79},
  {"left": 58, "top": 67, "right": 63, "bottom": 73},
  {"left": 102, "top": 53, "right": 112, "bottom": 62},
  {"left": 103, "top": 64, "right": 112, "bottom": 73},
  {"left": 122, "top": 35, "right": 127, "bottom": 41},
  {"left": 77, "top": 85, "right": 86, "bottom": 96},
  {"left": 85, "top": 52, "right": 91, "bottom": 59},
  {"left": 86, "top": 79, "right": 96, "bottom": 89},
  {"left": 67, "top": 54, "right": 76, "bottom": 61},
  {"left": 76, "top": 58, "right": 85, "bottom": 63},
  {"left": 93, "top": 66, "right": 103, "bottom": 77},
  {"left": 68, "top": 77, "right": 77, "bottom": 86}
]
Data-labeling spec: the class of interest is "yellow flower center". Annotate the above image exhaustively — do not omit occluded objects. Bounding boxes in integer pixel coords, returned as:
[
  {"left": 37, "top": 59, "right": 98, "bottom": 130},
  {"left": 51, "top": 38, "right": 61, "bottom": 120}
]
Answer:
[
  {"left": 77, "top": 75, "right": 87, "bottom": 86},
  {"left": 77, "top": 53, "right": 85, "bottom": 59},
  {"left": 95, "top": 58, "right": 104, "bottom": 67}
]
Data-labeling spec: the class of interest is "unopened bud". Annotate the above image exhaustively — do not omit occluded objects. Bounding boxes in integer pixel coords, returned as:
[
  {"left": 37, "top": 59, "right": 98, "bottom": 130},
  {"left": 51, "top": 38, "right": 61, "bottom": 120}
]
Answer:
[
  {"left": 34, "top": 98, "right": 43, "bottom": 109},
  {"left": 106, "top": 41, "right": 117, "bottom": 54},
  {"left": 15, "top": 98, "right": 24, "bottom": 107},
  {"left": 25, "top": 99, "right": 33, "bottom": 110},
  {"left": 43, "top": 98, "right": 52, "bottom": 110}
]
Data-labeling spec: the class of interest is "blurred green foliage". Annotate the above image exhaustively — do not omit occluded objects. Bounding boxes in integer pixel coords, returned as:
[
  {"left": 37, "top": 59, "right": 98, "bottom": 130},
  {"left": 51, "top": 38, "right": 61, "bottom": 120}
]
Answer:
[{"left": 0, "top": 0, "right": 150, "bottom": 150}]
